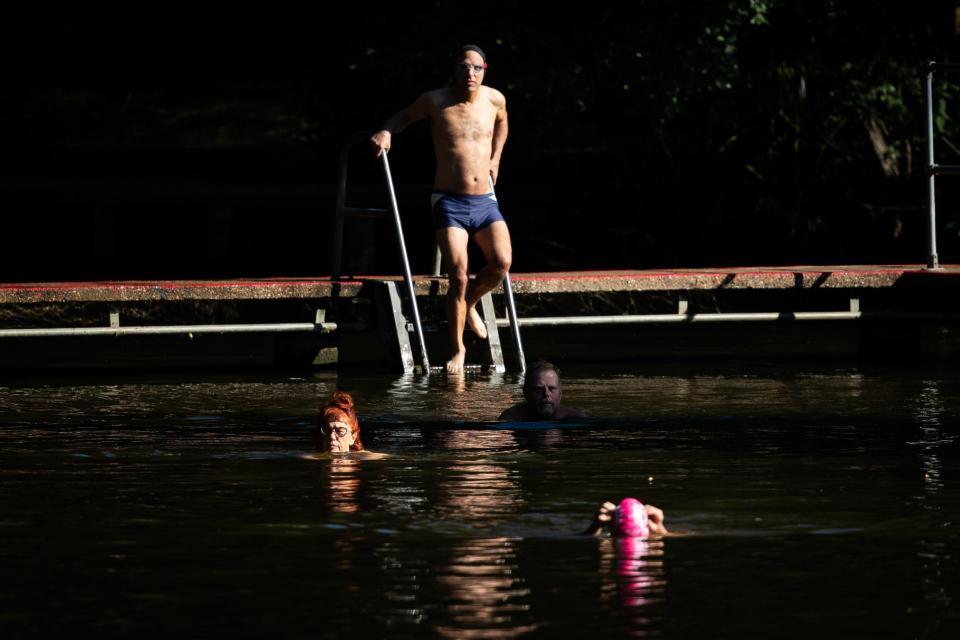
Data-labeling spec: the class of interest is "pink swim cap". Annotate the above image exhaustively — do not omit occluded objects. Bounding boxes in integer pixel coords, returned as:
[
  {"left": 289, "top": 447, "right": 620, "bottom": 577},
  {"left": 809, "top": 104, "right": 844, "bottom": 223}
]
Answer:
[{"left": 612, "top": 498, "right": 650, "bottom": 538}]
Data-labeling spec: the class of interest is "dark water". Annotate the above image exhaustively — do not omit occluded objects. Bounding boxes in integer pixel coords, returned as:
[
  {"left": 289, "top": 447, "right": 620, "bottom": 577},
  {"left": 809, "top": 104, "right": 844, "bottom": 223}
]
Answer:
[{"left": 2, "top": 364, "right": 959, "bottom": 638}]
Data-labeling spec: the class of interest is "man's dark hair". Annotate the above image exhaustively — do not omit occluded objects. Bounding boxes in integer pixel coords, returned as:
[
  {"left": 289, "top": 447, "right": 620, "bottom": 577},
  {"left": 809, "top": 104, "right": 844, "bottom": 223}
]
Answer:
[
  {"left": 523, "top": 360, "right": 562, "bottom": 391},
  {"left": 457, "top": 44, "right": 487, "bottom": 62}
]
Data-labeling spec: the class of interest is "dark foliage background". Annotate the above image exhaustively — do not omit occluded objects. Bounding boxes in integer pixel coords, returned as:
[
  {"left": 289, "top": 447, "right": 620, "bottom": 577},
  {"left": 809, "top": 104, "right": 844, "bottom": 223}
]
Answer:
[{"left": 3, "top": 1, "right": 960, "bottom": 280}]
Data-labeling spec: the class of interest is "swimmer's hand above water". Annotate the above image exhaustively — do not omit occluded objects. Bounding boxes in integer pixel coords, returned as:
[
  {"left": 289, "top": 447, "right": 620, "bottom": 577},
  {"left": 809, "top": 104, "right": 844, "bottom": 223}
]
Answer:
[
  {"left": 584, "top": 501, "right": 618, "bottom": 536},
  {"left": 644, "top": 504, "right": 667, "bottom": 536},
  {"left": 584, "top": 500, "right": 668, "bottom": 537}
]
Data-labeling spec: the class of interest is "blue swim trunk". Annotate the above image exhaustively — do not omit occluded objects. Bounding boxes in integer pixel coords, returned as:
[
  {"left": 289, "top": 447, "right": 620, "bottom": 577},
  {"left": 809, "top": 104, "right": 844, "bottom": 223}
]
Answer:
[{"left": 430, "top": 191, "right": 506, "bottom": 232}]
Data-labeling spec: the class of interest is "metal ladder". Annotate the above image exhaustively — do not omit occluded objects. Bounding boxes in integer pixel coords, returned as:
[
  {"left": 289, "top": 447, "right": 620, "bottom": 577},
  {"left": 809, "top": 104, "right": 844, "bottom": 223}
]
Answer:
[{"left": 332, "top": 132, "right": 526, "bottom": 373}]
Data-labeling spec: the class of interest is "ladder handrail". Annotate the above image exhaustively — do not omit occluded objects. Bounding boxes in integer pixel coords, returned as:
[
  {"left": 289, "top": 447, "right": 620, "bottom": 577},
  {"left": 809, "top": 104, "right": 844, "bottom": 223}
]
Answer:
[
  {"left": 501, "top": 272, "right": 526, "bottom": 374},
  {"left": 487, "top": 177, "right": 526, "bottom": 373},
  {"left": 333, "top": 132, "right": 394, "bottom": 279},
  {"left": 379, "top": 151, "right": 431, "bottom": 372},
  {"left": 332, "top": 132, "right": 430, "bottom": 372},
  {"left": 335, "top": 131, "right": 377, "bottom": 215}
]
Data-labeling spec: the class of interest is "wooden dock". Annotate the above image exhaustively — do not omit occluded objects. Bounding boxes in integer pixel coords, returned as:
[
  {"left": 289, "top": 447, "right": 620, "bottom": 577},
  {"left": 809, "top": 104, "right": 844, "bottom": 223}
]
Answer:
[{"left": 2, "top": 264, "right": 959, "bottom": 371}]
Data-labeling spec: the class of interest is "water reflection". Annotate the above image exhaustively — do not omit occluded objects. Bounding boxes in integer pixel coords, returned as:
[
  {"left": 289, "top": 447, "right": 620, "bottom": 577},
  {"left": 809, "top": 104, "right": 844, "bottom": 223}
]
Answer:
[
  {"left": 328, "top": 457, "right": 362, "bottom": 514},
  {"left": 433, "top": 431, "right": 523, "bottom": 524},
  {"left": 434, "top": 537, "right": 537, "bottom": 638},
  {"left": 374, "top": 540, "right": 427, "bottom": 626},
  {"left": 599, "top": 537, "right": 665, "bottom": 612},
  {"left": 511, "top": 428, "right": 565, "bottom": 453},
  {"left": 385, "top": 372, "right": 518, "bottom": 420},
  {"left": 913, "top": 380, "right": 947, "bottom": 498},
  {"left": 908, "top": 380, "right": 955, "bottom": 614}
]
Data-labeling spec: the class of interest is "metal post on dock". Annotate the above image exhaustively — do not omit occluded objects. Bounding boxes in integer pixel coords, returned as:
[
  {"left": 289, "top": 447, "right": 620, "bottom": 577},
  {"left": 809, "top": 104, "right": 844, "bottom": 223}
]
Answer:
[
  {"left": 925, "top": 61, "right": 941, "bottom": 271},
  {"left": 380, "top": 151, "right": 431, "bottom": 372},
  {"left": 920, "top": 60, "right": 960, "bottom": 269}
]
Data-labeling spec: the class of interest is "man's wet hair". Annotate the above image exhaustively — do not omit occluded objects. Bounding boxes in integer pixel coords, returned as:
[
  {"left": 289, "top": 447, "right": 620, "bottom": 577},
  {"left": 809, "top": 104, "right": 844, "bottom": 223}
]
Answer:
[
  {"left": 523, "top": 360, "right": 562, "bottom": 391},
  {"left": 457, "top": 44, "right": 487, "bottom": 62}
]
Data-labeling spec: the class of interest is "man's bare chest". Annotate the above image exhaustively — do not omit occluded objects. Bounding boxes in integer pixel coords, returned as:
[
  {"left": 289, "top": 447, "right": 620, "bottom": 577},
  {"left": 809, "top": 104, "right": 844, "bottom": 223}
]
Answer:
[{"left": 432, "top": 104, "right": 496, "bottom": 142}]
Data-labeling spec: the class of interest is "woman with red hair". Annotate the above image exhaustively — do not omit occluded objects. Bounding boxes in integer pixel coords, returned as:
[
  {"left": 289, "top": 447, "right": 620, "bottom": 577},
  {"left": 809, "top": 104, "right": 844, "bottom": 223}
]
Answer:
[{"left": 317, "top": 391, "right": 364, "bottom": 453}]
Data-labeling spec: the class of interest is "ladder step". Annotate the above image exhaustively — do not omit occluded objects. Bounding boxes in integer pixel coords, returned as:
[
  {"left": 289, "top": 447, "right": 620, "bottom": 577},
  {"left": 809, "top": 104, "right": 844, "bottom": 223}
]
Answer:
[
  {"left": 427, "top": 363, "right": 486, "bottom": 372},
  {"left": 405, "top": 321, "right": 443, "bottom": 333}
]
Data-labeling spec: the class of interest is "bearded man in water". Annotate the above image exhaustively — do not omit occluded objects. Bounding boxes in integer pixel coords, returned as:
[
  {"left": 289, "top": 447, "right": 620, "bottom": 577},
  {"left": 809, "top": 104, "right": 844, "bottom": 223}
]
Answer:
[
  {"left": 371, "top": 44, "right": 512, "bottom": 374},
  {"left": 498, "top": 360, "right": 587, "bottom": 421}
]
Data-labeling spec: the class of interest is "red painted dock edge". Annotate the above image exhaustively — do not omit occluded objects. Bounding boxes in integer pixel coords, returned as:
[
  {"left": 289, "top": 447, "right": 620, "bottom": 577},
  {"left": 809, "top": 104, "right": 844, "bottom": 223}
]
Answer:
[{"left": 0, "top": 265, "right": 958, "bottom": 304}]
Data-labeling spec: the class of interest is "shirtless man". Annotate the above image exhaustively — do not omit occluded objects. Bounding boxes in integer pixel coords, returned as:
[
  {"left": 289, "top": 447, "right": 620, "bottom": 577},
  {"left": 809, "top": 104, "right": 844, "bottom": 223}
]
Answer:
[
  {"left": 370, "top": 44, "right": 512, "bottom": 374},
  {"left": 498, "top": 360, "right": 587, "bottom": 420}
]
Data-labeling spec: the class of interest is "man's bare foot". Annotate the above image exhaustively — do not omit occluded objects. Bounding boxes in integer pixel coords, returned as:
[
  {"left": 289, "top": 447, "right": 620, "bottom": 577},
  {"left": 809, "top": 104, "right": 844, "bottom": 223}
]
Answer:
[
  {"left": 445, "top": 350, "right": 467, "bottom": 374},
  {"left": 466, "top": 306, "right": 488, "bottom": 340}
]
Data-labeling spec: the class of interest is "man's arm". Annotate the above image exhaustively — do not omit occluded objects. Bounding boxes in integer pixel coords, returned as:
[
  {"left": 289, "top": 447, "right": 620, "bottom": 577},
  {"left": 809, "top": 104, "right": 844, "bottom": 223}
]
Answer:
[
  {"left": 370, "top": 92, "right": 432, "bottom": 157},
  {"left": 489, "top": 91, "right": 508, "bottom": 184}
]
